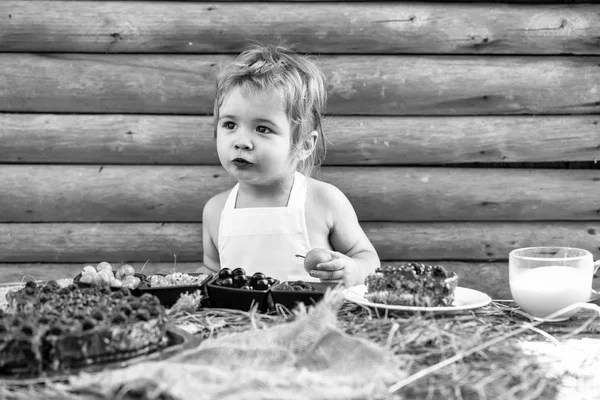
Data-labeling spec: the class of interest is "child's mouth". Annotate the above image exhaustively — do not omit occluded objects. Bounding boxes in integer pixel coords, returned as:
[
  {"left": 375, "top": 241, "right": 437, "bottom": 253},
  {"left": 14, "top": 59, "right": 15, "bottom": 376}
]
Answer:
[{"left": 232, "top": 158, "right": 254, "bottom": 169}]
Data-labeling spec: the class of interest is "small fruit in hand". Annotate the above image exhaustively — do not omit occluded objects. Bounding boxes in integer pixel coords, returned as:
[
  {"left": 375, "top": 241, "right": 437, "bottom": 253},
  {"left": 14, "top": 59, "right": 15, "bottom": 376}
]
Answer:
[
  {"left": 116, "top": 264, "right": 135, "bottom": 280},
  {"left": 304, "top": 248, "right": 333, "bottom": 273}
]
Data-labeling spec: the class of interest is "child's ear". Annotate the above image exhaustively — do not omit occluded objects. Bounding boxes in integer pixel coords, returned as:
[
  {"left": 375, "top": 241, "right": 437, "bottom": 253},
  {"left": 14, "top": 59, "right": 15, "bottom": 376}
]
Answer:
[{"left": 298, "top": 131, "right": 318, "bottom": 161}]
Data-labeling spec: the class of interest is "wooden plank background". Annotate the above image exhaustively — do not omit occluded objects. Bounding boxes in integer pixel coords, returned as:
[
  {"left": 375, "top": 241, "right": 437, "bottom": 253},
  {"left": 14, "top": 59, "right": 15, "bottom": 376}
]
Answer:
[
  {"left": 0, "top": 166, "right": 599, "bottom": 222},
  {"left": 2, "top": 54, "right": 600, "bottom": 115},
  {"left": 1, "top": 114, "right": 599, "bottom": 164},
  {"left": 1, "top": 0, "right": 599, "bottom": 299},
  {"left": 2, "top": 2, "right": 600, "bottom": 54}
]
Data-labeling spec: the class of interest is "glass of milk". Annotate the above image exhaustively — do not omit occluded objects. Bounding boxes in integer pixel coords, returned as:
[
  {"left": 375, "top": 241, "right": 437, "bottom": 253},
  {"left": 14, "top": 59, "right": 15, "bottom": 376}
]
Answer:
[{"left": 509, "top": 247, "right": 600, "bottom": 322}]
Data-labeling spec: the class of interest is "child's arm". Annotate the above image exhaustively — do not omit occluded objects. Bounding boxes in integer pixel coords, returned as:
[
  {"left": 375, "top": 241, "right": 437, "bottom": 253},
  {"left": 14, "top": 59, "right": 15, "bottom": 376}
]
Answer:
[
  {"left": 201, "top": 195, "right": 223, "bottom": 274},
  {"left": 307, "top": 184, "right": 380, "bottom": 287}
]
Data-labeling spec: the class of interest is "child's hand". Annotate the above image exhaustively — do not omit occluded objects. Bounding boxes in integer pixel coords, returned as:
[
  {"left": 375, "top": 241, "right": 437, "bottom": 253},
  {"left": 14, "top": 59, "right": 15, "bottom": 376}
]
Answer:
[{"left": 303, "top": 248, "right": 360, "bottom": 287}]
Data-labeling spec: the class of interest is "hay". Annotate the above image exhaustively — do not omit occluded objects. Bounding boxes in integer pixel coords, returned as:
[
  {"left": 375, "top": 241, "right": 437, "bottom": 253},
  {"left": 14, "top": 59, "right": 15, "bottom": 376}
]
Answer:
[
  {"left": 335, "top": 302, "right": 600, "bottom": 399},
  {"left": 2, "top": 287, "right": 600, "bottom": 400}
]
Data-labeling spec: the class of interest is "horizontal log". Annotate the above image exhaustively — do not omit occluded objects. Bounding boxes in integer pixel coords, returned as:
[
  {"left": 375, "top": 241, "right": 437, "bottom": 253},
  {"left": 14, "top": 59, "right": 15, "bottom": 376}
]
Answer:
[
  {"left": 0, "top": 114, "right": 217, "bottom": 165},
  {"left": 1, "top": 165, "right": 599, "bottom": 222},
  {"left": 367, "top": 222, "right": 600, "bottom": 261},
  {"left": 0, "top": 221, "right": 598, "bottom": 263},
  {"left": 0, "top": 223, "right": 203, "bottom": 262},
  {"left": 1, "top": 114, "right": 599, "bottom": 165},
  {"left": 1, "top": 54, "right": 599, "bottom": 115},
  {"left": 2, "top": 2, "right": 599, "bottom": 54}
]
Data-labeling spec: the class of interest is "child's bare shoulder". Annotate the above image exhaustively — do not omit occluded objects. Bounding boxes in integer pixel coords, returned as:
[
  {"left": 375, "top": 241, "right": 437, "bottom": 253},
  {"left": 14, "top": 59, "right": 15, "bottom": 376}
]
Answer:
[
  {"left": 203, "top": 189, "right": 231, "bottom": 217},
  {"left": 306, "top": 177, "right": 351, "bottom": 209}
]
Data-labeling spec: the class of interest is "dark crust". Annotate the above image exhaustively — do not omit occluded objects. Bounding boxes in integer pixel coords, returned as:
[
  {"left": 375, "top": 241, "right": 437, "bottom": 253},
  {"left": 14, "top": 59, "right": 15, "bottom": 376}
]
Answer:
[{"left": 364, "top": 263, "right": 458, "bottom": 307}]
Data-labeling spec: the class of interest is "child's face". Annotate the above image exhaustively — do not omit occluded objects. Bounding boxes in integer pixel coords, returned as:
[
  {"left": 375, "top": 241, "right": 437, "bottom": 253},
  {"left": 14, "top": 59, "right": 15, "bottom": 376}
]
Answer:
[{"left": 216, "top": 87, "right": 298, "bottom": 185}]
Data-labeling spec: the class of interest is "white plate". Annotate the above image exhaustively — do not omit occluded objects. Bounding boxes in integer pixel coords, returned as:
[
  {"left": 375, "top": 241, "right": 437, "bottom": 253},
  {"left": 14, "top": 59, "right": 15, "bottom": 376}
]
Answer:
[{"left": 343, "top": 285, "right": 492, "bottom": 313}]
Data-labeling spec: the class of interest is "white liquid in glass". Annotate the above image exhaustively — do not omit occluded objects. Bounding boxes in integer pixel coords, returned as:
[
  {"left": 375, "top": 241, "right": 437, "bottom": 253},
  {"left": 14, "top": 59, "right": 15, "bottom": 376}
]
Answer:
[{"left": 510, "top": 266, "right": 591, "bottom": 319}]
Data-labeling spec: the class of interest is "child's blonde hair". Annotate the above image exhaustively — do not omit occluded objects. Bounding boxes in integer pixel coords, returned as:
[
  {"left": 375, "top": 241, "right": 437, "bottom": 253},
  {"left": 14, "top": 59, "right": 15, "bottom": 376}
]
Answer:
[{"left": 213, "top": 43, "right": 327, "bottom": 177}]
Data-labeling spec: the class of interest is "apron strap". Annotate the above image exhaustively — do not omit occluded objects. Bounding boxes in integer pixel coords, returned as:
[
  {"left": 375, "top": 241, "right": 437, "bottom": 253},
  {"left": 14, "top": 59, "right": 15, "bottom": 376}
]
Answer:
[
  {"left": 287, "top": 171, "right": 307, "bottom": 208},
  {"left": 223, "top": 184, "right": 240, "bottom": 210}
]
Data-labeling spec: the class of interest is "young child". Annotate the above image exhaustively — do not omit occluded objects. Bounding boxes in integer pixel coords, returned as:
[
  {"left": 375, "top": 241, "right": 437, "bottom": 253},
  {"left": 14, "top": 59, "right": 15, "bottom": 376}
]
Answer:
[{"left": 201, "top": 43, "right": 379, "bottom": 287}]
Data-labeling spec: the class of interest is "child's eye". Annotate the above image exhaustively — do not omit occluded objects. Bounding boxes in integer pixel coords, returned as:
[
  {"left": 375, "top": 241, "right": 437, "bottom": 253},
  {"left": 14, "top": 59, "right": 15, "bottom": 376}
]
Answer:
[
  {"left": 222, "top": 121, "right": 236, "bottom": 130},
  {"left": 256, "top": 126, "right": 273, "bottom": 134}
]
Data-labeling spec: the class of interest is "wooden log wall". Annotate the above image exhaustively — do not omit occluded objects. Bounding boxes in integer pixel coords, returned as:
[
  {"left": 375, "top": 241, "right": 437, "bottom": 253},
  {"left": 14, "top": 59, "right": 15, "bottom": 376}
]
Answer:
[{"left": 1, "top": 0, "right": 599, "bottom": 298}]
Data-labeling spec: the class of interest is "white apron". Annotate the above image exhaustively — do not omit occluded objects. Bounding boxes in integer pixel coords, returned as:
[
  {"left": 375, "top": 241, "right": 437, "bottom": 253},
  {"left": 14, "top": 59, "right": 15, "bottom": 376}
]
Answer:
[{"left": 218, "top": 171, "right": 313, "bottom": 281}]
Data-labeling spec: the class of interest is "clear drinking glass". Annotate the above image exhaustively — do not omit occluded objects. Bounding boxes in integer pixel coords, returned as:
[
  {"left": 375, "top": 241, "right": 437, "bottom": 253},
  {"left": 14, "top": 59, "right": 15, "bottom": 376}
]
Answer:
[{"left": 509, "top": 247, "right": 600, "bottom": 321}]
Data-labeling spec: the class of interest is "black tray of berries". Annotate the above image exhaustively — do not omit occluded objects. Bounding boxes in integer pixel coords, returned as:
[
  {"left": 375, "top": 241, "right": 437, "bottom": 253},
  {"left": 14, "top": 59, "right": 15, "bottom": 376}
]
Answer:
[
  {"left": 270, "top": 281, "right": 338, "bottom": 310},
  {"left": 206, "top": 268, "right": 278, "bottom": 312}
]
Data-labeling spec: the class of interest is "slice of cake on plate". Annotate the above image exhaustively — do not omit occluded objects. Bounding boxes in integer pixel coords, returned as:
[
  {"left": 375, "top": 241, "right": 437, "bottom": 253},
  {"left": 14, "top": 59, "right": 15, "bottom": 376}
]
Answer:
[{"left": 364, "top": 263, "right": 458, "bottom": 307}]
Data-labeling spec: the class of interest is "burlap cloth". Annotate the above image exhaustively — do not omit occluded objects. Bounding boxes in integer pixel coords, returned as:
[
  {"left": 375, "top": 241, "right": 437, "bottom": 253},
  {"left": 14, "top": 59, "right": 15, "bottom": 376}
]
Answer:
[{"left": 62, "top": 290, "right": 405, "bottom": 400}]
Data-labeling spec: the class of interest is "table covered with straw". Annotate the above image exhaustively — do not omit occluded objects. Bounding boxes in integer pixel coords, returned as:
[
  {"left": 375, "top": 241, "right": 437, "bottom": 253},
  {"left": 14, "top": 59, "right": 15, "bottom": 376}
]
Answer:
[{"left": 1, "top": 283, "right": 600, "bottom": 400}]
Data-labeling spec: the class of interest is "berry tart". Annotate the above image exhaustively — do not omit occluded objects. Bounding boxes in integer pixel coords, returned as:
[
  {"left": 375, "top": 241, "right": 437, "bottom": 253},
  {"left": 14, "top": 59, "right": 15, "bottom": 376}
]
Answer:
[
  {"left": 0, "top": 281, "right": 168, "bottom": 376},
  {"left": 364, "top": 263, "right": 458, "bottom": 307}
]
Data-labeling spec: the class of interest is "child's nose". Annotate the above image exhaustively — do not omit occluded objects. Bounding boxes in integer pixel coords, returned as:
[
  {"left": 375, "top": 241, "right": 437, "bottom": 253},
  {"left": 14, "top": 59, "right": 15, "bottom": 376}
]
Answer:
[
  {"left": 234, "top": 132, "right": 253, "bottom": 150},
  {"left": 234, "top": 142, "right": 252, "bottom": 150}
]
